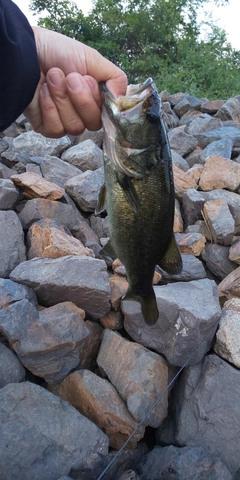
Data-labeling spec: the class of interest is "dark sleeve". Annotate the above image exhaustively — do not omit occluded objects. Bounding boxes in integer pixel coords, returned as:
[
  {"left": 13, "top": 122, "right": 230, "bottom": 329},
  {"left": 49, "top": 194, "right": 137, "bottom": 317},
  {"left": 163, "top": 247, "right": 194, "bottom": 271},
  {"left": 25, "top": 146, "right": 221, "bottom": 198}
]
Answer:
[{"left": 0, "top": 0, "right": 40, "bottom": 131}]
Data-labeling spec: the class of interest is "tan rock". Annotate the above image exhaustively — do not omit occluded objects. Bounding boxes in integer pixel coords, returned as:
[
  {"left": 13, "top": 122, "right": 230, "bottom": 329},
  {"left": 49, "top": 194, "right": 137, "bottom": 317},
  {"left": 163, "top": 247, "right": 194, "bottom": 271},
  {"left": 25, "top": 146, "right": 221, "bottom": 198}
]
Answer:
[
  {"left": 229, "top": 239, "right": 240, "bottom": 265},
  {"left": 218, "top": 266, "right": 240, "bottom": 299},
  {"left": 173, "top": 164, "right": 203, "bottom": 199},
  {"left": 199, "top": 155, "right": 240, "bottom": 192},
  {"left": 49, "top": 370, "right": 145, "bottom": 449},
  {"left": 201, "top": 100, "right": 225, "bottom": 114},
  {"left": 214, "top": 310, "right": 240, "bottom": 368},
  {"left": 222, "top": 297, "right": 240, "bottom": 312},
  {"left": 10, "top": 172, "right": 64, "bottom": 200},
  {"left": 203, "top": 199, "right": 235, "bottom": 245},
  {"left": 153, "top": 271, "right": 162, "bottom": 284},
  {"left": 176, "top": 232, "right": 206, "bottom": 256},
  {"left": 174, "top": 199, "right": 183, "bottom": 233},
  {"left": 112, "top": 258, "right": 127, "bottom": 276},
  {"left": 109, "top": 275, "right": 129, "bottom": 310},
  {"left": 97, "top": 329, "right": 168, "bottom": 428},
  {"left": 100, "top": 310, "right": 123, "bottom": 330},
  {"left": 27, "top": 219, "right": 94, "bottom": 259}
]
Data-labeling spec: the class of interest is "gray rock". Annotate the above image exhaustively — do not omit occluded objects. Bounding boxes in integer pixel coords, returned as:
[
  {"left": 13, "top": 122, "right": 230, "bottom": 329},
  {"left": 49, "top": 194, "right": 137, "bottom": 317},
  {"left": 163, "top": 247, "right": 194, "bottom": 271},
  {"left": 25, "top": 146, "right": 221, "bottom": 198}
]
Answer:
[
  {"left": 61, "top": 139, "right": 103, "bottom": 171},
  {"left": 10, "top": 255, "right": 111, "bottom": 319},
  {"left": 168, "top": 127, "right": 198, "bottom": 157},
  {"left": 173, "top": 95, "right": 202, "bottom": 117},
  {"left": 123, "top": 279, "right": 221, "bottom": 367},
  {"left": 214, "top": 310, "right": 240, "bottom": 368},
  {"left": 199, "top": 137, "right": 233, "bottom": 162},
  {"left": 139, "top": 445, "right": 233, "bottom": 480},
  {"left": 203, "top": 199, "right": 235, "bottom": 246},
  {"left": 157, "top": 354, "right": 240, "bottom": 476},
  {"left": 12, "top": 131, "right": 71, "bottom": 156},
  {"left": 97, "top": 329, "right": 168, "bottom": 428},
  {"left": 215, "top": 97, "right": 240, "bottom": 123},
  {"left": 0, "top": 300, "right": 90, "bottom": 384},
  {"left": 0, "top": 381, "right": 108, "bottom": 480},
  {"left": 18, "top": 198, "right": 84, "bottom": 231},
  {"left": 171, "top": 149, "right": 189, "bottom": 171},
  {"left": 200, "top": 99, "right": 225, "bottom": 114},
  {"left": 201, "top": 243, "right": 237, "bottom": 280},
  {"left": 158, "top": 253, "right": 206, "bottom": 282},
  {"left": 0, "top": 343, "right": 25, "bottom": 388},
  {"left": 0, "top": 161, "right": 15, "bottom": 179},
  {"left": 65, "top": 167, "right": 104, "bottom": 212},
  {"left": 0, "top": 211, "right": 26, "bottom": 278},
  {"left": 162, "top": 102, "right": 180, "bottom": 129},
  {"left": 0, "top": 178, "right": 19, "bottom": 209},
  {"left": 26, "top": 163, "right": 42, "bottom": 175},
  {"left": 197, "top": 127, "right": 240, "bottom": 149},
  {"left": 186, "top": 113, "right": 222, "bottom": 136},
  {"left": 77, "top": 320, "right": 103, "bottom": 371},
  {"left": 74, "top": 127, "right": 104, "bottom": 147},
  {"left": 182, "top": 188, "right": 206, "bottom": 226},
  {"left": 40, "top": 155, "right": 82, "bottom": 188},
  {"left": 0, "top": 278, "right": 37, "bottom": 309},
  {"left": 185, "top": 220, "right": 212, "bottom": 241}
]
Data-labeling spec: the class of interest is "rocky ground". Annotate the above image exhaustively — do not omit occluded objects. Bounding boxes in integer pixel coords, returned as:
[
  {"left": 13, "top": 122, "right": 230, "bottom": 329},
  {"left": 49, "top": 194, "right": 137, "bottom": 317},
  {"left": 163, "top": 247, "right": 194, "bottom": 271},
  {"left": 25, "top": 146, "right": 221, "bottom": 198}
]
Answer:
[{"left": 0, "top": 91, "right": 240, "bottom": 480}]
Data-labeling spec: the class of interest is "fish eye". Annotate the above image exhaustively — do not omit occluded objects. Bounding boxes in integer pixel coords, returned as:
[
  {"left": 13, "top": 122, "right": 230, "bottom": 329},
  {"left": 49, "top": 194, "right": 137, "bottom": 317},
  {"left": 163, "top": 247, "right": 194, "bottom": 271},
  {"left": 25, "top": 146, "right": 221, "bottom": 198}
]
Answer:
[{"left": 146, "top": 113, "right": 159, "bottom": 123}]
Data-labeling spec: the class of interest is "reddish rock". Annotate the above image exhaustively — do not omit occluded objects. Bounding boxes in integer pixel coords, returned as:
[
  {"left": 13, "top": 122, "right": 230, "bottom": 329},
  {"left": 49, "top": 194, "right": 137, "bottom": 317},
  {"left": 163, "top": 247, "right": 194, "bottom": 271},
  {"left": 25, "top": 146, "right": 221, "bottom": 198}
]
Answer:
[
  {"left": 199, "top": 155, "right": 240, "bottom": 192},
  {"left": 218, "top": 266, "right": 240, "bottom": 299},
  {"left": 173, "top": 164, "right": 203, "bottom": 199},
  {"left": 109, "top": 275, "right": 129, "bottom": 311},
  {"left": 174, "top": 199, "right": 183, "bottom": 233},
  {"left": 10, "top": 172, "right": 65, "bottom": 200},
  {"left": 200, "top": 100, "right": 226, "bottom": 114},
  {"left": 203, "top": 199, "right": 235, "bottom": 245},
  {"left": 100, "top": 310, "right": 123, "bottom": 330},
  {"left": 175, "top": 232, "right": 206, "bottom": 256}
]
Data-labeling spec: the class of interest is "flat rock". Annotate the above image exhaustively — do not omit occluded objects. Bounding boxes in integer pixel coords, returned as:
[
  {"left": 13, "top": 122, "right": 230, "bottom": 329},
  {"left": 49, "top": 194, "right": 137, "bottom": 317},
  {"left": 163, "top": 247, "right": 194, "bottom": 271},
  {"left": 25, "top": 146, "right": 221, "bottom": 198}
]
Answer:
[
  {"left": 201, "top": 243, "right": 237, "bottom": 280},
  {"left": 199, "top": 155, "right": 240, "bottom": 191},
  {"left": 0, "top": 382, "right": 108, "bottom": 480},
  {"left": 123, "top": 279, "right": 221, "bottom": 367},
  {"left": 0, "top": 211, "right": 26, "bottom": 278},
  {"left": 0, "top": 300, "right": 90, "bottom": 383},
  {"left": 168, "top": 127, "right": 198, "bottom": 157},
  {"left": 61, "top": 139, "right": 103, "bottom": 171},
  {"left": 0, "top": 178, "right": 19, "bottom": 209},
  {"left": 97, "top": 329, "right": 168, "bottom": 428},
  {"left": 27, "top": 218, "right": 94, "bottom": 259},
  {"left": 0, "top": 342, "right": 25, "bottom": 388},
  {"left": 0, "top": 278, "right": 37, "bottom": 309},
  {"left": 10, "top": 255, "right": 111, "bottom": 319},
  {"left": 40, "top": 155, "right": 82, "bottom": 188},
  {"left": 158, "top": 253, "right": 206, "bottom": 282},
  {"left": 50, "top": 369, "right": 145, "bottom": 449},
  {"left": 139, "top": 445, "right": 233, "bottom": 480},
  {"left": 203, "top": 199, "right": 235, "bottom": 245},
  {"left": 65, "top": 167, "right": 104, "bottom": 212},
  {"left": 10, "top": 172, "right": 65, "bottom": 200},
  {"left": 197, "top": 127, "right": 240, "bottom": 149},
  {"left": 175, "top": 232, "right": 206, "bottom": 256},
  {"left": 214, "top": 310, "right": 240, "bottom": 368},
  {"left": 157, "top": 354, "right": 240, "bottom": 476},
  {"left": 12, "top": 131, "right": 71, "bottom": 156}
]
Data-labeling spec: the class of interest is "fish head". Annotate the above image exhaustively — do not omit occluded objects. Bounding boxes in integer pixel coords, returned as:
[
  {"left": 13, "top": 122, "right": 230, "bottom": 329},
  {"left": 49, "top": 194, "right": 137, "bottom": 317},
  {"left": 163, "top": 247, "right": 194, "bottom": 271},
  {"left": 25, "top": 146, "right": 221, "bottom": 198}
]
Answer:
[{"left": 100, "top": 78, "right": 163, "bottom": 178}]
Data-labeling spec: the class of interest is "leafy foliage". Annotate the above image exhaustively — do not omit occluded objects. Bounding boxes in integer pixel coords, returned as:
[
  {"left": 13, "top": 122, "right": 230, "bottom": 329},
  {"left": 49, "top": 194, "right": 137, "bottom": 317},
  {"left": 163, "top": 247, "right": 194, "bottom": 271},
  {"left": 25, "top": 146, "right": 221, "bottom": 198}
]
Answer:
[{"left": 29, "top": 0, "right": 240, "bottom": 99}]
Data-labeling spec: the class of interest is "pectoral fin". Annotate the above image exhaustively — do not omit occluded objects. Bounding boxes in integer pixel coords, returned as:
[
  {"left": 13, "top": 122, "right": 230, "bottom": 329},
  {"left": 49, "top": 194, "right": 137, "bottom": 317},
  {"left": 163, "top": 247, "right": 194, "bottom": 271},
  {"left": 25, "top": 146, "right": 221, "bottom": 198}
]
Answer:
[
  {"left": 158, "top": 234, "right": 182, "bottom": 275},
  {"left": 95, "top": 184, "right": 106, "bottom": 214},
  {"left": 99, "top": 239, "right": 117, "bottom": 261},
  {"left": 117, "top": 173, "right": 140, "bottom": 214}
]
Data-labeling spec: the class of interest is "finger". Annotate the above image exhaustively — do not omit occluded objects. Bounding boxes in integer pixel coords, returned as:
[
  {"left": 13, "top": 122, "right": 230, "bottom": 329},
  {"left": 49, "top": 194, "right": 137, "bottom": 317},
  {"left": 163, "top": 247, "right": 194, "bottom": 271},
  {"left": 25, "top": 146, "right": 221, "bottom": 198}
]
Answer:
[
  {"left": 66, "top": 72, "right": 102, "bottom": 131},
  {"left": 39, "top": 83, "right": 65, "bottom": 138},
  {"left": 46, "top": 68, "right": 87, "bottom": 136}
]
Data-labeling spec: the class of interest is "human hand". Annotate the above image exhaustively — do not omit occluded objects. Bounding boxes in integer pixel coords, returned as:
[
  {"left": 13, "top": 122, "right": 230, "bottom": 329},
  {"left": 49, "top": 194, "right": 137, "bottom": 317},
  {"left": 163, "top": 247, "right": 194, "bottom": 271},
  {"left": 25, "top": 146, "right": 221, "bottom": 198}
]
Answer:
[{"left": 24, "top": 27, "right": 127, "bottom": 138}]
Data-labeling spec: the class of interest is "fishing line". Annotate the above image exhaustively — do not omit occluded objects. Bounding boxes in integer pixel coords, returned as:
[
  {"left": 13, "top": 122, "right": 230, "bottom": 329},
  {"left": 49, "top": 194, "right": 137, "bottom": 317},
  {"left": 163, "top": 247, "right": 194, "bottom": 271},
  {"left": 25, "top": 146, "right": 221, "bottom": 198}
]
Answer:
[{"left": 96, "top": 318, "right": 220, "bottom": 480}]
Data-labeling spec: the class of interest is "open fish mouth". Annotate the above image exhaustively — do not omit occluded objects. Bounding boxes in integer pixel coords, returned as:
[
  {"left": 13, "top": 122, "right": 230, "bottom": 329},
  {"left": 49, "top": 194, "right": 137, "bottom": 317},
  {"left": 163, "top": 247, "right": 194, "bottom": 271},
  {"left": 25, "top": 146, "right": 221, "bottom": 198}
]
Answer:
[{"left": 100, "top": 78, "right": 161, "bottom": 178}]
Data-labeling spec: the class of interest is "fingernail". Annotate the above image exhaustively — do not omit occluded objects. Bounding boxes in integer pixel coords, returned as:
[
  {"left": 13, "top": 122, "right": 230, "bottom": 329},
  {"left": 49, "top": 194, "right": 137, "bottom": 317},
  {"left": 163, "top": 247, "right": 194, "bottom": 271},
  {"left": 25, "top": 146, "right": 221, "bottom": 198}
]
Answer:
[
  {"left": 48, "top": 71, "right": 63, "bottom": 86},
  {"left": 66, "top": 74, "right": 82, "bottom": 92},
  {"left": 41, "top": 83, "right": 50, "bottom": 97}
]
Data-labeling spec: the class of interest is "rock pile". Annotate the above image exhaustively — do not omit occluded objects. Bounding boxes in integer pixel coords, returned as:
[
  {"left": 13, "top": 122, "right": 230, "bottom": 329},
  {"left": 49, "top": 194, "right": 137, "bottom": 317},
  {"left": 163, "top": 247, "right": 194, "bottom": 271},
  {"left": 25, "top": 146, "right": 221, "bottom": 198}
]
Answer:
[{"left": 0, "top": 91, "right": 240, "bottom": 480}]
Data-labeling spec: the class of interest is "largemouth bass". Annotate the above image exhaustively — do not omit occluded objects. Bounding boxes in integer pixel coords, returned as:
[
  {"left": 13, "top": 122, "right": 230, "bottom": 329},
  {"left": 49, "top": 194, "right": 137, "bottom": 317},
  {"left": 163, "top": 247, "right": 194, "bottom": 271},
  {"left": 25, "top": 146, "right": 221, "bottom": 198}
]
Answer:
[{"left": 97, "top": 78, "right": 182, "bottom": 325}]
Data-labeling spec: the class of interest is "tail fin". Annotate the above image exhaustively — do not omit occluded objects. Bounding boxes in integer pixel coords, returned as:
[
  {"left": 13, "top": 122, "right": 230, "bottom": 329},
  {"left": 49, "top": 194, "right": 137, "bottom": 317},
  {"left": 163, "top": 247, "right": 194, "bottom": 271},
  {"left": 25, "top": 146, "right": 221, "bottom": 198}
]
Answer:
[{"left": 124, "top": 288, "right": 159, "bottom": 326}]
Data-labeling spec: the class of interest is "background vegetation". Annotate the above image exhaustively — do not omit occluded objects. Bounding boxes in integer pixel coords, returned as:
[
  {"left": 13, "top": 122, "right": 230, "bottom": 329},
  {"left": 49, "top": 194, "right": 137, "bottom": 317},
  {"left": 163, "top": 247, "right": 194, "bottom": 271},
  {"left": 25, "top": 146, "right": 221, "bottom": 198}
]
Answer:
[{"left": 29, "top": 0, "right": 240, "bottom": 99}]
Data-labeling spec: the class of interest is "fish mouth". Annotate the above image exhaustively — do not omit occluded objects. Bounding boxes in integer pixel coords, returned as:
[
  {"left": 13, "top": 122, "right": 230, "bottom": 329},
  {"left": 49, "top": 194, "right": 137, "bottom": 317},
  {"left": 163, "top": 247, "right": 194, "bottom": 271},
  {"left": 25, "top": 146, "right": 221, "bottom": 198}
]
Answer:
[{"left": 100, "top": 78, "right": 160, "bottom": 178}]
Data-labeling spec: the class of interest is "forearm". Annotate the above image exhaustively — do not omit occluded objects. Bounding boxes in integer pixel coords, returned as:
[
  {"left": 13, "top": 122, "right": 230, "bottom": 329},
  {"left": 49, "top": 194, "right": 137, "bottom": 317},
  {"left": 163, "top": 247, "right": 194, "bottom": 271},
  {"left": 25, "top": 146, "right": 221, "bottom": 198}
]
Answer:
[{"left": 0, "top": 0, "right": 40, "bottom": 131}]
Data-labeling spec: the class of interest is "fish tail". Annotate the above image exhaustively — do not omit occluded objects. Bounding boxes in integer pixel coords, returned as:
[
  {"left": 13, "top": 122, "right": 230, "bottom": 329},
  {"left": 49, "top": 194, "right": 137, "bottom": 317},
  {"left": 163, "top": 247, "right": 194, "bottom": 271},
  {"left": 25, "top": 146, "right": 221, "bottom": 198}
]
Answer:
[{"left": 124, "top": 288, "right": 159, "bottom": 325}]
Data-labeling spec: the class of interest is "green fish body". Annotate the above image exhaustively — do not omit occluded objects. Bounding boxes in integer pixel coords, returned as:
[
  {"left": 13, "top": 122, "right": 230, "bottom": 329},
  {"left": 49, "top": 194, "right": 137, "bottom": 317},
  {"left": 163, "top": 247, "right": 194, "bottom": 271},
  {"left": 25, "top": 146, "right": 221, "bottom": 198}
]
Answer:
[{"left": 98, "top": 78, "right": 182, "bottom": 325}]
